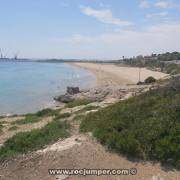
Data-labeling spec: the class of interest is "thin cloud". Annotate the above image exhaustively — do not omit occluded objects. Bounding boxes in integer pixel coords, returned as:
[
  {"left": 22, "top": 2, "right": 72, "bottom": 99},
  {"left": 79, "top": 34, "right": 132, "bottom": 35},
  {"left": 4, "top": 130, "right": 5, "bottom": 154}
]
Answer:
[
  {"left": 50, "top": 23, "right": 180, "bottom": 59},
  {"left": 139, "top": 0, "right": 150, "bottom": 9},
  {"left": 146, "top": 12, "right": 168, "bottom": 18},
  {"left": 154, "top": 1, "right": 170, "bottom": 8},
  {"left": 80, "top": 6, "right": 133, "bottom": 26}
]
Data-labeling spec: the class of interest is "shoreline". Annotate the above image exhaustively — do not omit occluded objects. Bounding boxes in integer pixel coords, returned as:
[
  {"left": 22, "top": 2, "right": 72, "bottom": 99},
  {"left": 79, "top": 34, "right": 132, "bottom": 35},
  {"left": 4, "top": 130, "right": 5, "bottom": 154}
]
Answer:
[
  {"left": 0, "top": 63, "right": 179, "bottom": 180},
  {"left": 1, "top": 62, "right": 168, "bottom": 117},
  {"left": 70, "top": 62, "right": 168, "bottom": 87}
]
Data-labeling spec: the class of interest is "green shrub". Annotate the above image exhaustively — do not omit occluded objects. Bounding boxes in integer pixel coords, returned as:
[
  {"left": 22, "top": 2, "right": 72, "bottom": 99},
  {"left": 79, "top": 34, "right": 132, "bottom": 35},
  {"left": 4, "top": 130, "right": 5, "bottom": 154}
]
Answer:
[
  {"left": 144, "top": 76, "right": 156, "bottom": 84},
  {"left": 53, "top": 113, "right": 71, "bottom": 120},
  {"left": 0, "top": 124, "right": 3, "bottom": 134},
  {"left": 8, "top": 126, "right": 19, "bottom": 131},
  {"left": 137, "top": 81, "right": 144, "bottom": 85},
  {"left": 12, "top": 108, "right": 60, "bottom": 125},
  {"left": 76, "top": 106, "right": 99, "bottom": 114},
  {"left": 11, "top": 114, "right": 40, "bottom": 125},
  {"left": 165, "top": 63, "right": 180, "bottom": 75},
  {"left": 0, "top": 120, "right": 69, "bottom": 160},
  {"left": 80, "top": 77, "right": 180, "bottom": 168},
  {"left": 0, "top": 121, "right": 6, "bottom": 125},
  {"left": 119, "top": 53, "right": 180, "bottom": 75},
  {"left": 36, "top": 108, "right": 59, "bottom": 117},
  {"left": 82, "top": 106, "right": 99, "bottom": 111},
  {"left": 66, "top": 99, "right": 93, "bottom": 108},
  {"left": 73, "top": 114, "right": 86, "bottom": 121}
]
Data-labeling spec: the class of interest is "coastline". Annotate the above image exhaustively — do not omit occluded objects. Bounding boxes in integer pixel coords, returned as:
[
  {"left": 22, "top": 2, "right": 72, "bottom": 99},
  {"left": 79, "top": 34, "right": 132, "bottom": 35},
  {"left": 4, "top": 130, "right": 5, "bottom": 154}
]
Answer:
[
  {"left": 0, "top": 63, "right": 179, "bottom": 180},
  {"left": 0, "top": 62, "right": 96, "bottom": 116},
  {"left": 1, "top": 62, "right": 167, "bottom": 117},
  {"left": 70, "top": 62, "right": 168, "bottom": 87},
  {"left": 62, "top": 62, "right": 168, "bottom": 107}
]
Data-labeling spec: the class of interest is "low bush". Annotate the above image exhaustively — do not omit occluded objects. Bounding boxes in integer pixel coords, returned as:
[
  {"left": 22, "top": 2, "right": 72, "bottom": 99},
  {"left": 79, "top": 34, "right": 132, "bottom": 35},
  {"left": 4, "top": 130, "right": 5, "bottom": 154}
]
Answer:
[
  {"left": 165, "top": 63, "right": 180, "bottom": 75},
  {"left": 53, "top": 113, "right": 71, "bottom": 120},
  {"left": 73, "top": 114, "right": 86, "bottom": 121},
  {"left": 0, "top": 120, "right": 69, "bottom": 160},
  {"left": 144, "top": 76, "right": 156, "bottom": 84},
  {"left": 76, "top": 106, "right": 99, "bottom": 114},
  {"left": 66, "top": 99, "right": 93, "bottom": 108},
  {"left": 0, "top": 124, "right": 3, "bottom": 133},
  {"left": 80, "top": 76, "right": 180, "bottom": 169},
  {"left": 0, "top": 121, "right": 6, "bottom": 125},
  {"left": 12, "top": 108, "right": 60, "bottom": 125},
  {"left": 12, "top": 114, "right": 40, "bottom": 125},
  {"left": 36, "top": 108, "right": 60, "bottom": 117},
  {"left": 81, "top": 106, "right": 99, "bottom": 111},
  {"left": 137, "top": 81, "right": 144, "bottom": 85},
  {"left": 8, "top": 126, "right": 19, "bottom": 131}
]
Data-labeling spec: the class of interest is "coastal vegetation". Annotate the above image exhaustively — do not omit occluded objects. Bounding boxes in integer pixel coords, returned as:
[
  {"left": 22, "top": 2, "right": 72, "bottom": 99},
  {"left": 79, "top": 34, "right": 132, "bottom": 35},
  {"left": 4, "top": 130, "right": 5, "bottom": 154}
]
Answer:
[
  {"left": 12, "top": 108, "right": 60, "bottom": 125},
  {"left": 81, "top": 105, "right": 99, "bottom": 111},
  {"left": 80, "top": 76, "right": 180, "bottom": 169},
  {"left": 12, "top": 114, "right": 41, "bottom": 125},
  {"left": 0, "top": 121, "right": 6, "bottom": 125},
  {"left": 144, "top": 76, "right": 156, "bottom": 84},
  {"left": 155, "top": 52, "right": 180, "bottom": 61},
  {"left": 75, "top": 105, "right": 99, "bottom": 114},
  {"left": 8, "top": 126, "right": 19, "bottom": 131},
  {"left": 0, "top": 124, "right": 3, "bottom": 134},
  {"left": 0, "top": 120, "right": 69, "bottom": 160},
  {"left": 53, "top": 112, "right": 71, "bottom": 120},
  {"left": 137, "top": 76, "right": 157, "bottom": 85},
  {"left": 66, "top": 99, "right": 93, "bottom": 108},
  {"left": 120, "top": 52, "right": 180, "bottom": 75},
  {"left": 35, "top": 108, "right": 60, "bottom": 117},
  {"left": 73, "top": 114, "right": 86, "bottom": 121},
  {"left": 0, "top": 53, "right": 179, "bottom": 170}
]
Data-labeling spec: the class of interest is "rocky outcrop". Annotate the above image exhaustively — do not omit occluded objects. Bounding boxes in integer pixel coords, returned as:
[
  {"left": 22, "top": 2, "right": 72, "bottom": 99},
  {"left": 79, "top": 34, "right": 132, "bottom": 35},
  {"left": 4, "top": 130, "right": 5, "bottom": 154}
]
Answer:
[
  {"left": 67, "top": 87, "right": 80, "bottom": 95},
  {"left": 54, "top": 95, "right": 74, "bottom": 103},
  {"left": 54, "top": 85, "right": 150, "bottom": 104},
  {"left": 54, "top": 87, "right": 80, "bottom": 103}
]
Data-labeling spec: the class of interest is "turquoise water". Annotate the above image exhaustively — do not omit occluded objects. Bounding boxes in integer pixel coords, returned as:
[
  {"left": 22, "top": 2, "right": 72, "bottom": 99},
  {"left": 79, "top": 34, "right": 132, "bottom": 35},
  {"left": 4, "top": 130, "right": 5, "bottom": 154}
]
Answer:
[{"left": 0, "top": 61, "right": 96, "bottom": 115}]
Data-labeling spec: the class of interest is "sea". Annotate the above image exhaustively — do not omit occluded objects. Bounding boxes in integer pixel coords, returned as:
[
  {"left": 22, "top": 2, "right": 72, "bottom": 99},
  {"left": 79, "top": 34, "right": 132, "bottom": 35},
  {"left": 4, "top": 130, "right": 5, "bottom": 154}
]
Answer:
[{"left": 0, "top": 61, "right": 96, "bottom": 115}]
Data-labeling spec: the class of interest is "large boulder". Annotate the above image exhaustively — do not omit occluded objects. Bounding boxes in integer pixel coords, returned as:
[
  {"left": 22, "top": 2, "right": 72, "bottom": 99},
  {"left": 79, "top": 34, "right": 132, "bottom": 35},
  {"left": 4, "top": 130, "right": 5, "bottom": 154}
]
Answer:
[
  {"left": 54, "top": 86, "right": 80, "bottom": 103},
  {"left": 54, "top": 95, "right": 74, "bottom": 103},
  {"left": 67, "top": 87, "right": 80, "bottom": 95}
]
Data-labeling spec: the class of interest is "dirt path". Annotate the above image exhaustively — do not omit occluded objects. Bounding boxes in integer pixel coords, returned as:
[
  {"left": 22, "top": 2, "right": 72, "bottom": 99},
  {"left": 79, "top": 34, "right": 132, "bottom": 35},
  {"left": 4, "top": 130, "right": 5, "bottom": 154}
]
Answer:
[{"left": 0, "top": 134, "right": 179, "bottom": 180}]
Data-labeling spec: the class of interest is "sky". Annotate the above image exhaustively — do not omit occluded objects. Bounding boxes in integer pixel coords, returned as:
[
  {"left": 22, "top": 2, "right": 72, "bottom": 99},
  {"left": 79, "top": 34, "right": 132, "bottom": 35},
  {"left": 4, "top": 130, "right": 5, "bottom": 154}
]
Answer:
[{"left": 0, "top": 0, "right": 180, "bottom": 60}]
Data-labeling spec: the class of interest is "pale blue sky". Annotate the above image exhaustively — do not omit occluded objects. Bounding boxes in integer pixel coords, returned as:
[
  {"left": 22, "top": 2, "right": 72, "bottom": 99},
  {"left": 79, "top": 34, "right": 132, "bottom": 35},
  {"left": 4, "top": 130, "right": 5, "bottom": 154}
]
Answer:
[{"left": 0, "top": 0, "right": 180, "bottom": 59}]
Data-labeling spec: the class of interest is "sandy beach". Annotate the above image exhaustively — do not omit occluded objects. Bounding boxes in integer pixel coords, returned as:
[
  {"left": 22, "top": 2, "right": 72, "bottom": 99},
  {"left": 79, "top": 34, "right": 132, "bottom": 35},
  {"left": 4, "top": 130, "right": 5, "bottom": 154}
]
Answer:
[{"left": 72, "top": 62, "right": 168, "bottom": 86}]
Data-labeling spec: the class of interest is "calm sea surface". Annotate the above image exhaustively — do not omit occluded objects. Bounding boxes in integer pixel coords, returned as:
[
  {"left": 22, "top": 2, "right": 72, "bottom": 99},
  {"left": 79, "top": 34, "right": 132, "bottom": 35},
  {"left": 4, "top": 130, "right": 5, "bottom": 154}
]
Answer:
[{"left": 0, "top": 61, "right": 96, "bottom": 115}]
